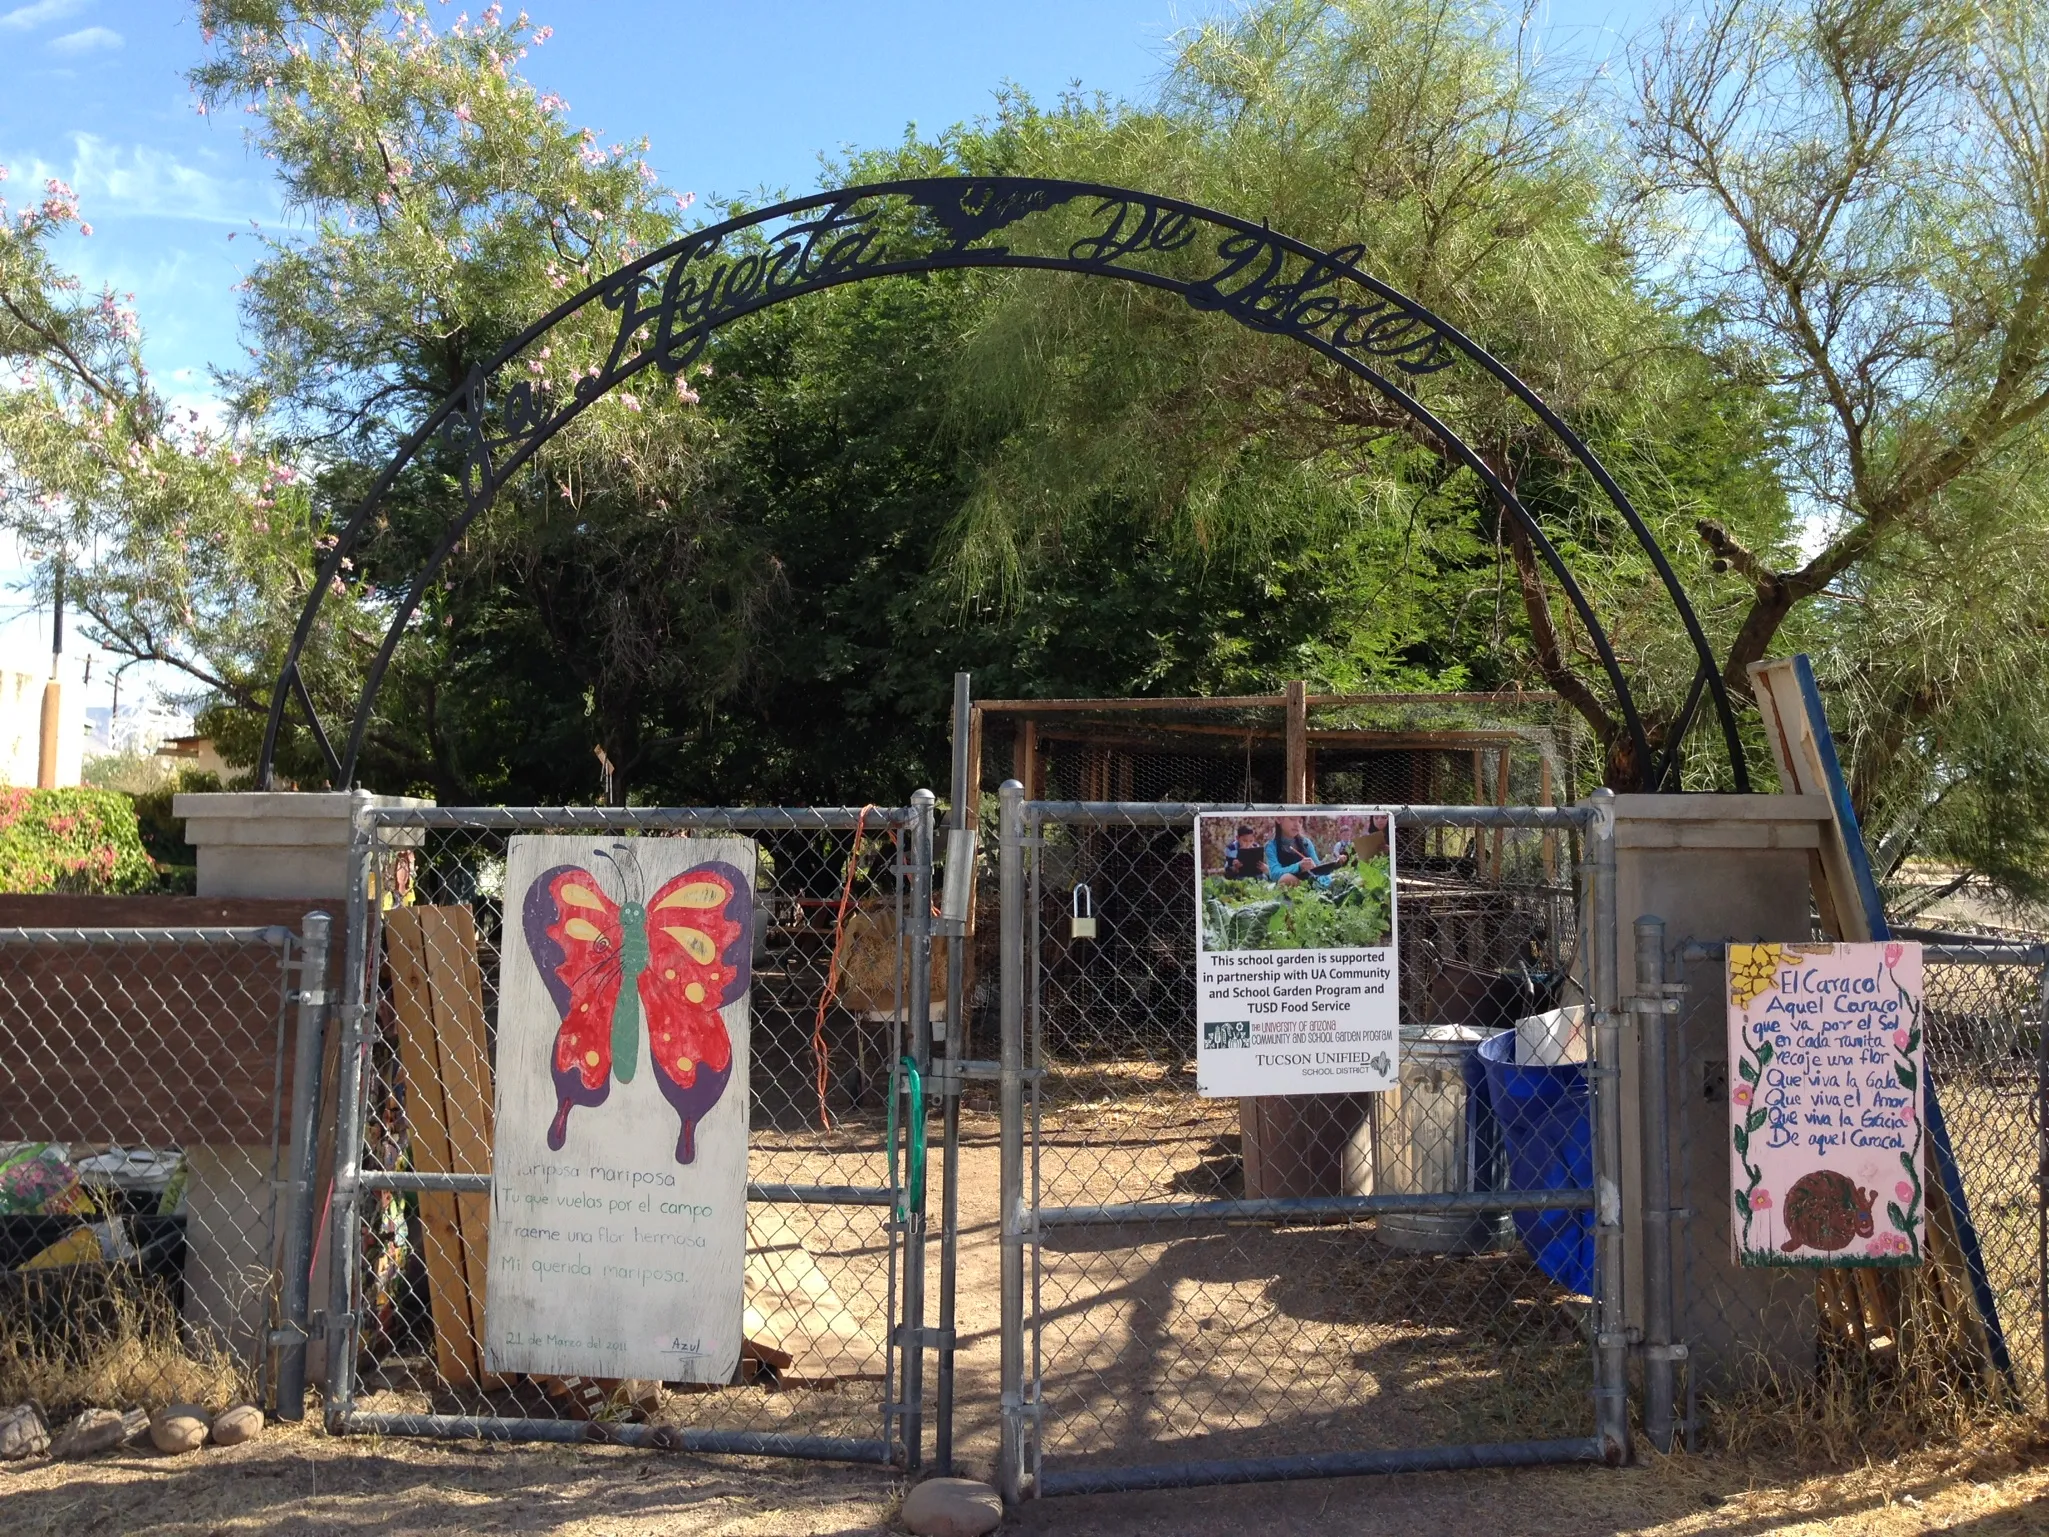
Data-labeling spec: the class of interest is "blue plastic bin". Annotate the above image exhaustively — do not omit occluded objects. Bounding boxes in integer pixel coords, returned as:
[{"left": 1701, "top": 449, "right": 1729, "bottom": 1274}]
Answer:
[{"left": 1476, "top": 1029, "right": 1594, "bottom": 1294}]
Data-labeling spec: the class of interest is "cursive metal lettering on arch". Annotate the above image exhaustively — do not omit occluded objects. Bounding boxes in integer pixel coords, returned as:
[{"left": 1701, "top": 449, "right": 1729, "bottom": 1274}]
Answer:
[{"left": 257, "top": 177, "right": 1749, "bottom": 793}]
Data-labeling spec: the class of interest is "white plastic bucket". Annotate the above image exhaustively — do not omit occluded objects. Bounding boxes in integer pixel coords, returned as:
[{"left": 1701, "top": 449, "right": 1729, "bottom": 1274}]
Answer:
[{"left": 1515, "top": 1005, "right": 1588, "bottom": 1067}]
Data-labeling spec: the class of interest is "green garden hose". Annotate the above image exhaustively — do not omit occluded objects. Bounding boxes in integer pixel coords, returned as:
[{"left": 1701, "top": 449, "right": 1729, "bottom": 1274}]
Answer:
[{"left": 888, "top": 1055, "right": 926, "bottom": 1220}]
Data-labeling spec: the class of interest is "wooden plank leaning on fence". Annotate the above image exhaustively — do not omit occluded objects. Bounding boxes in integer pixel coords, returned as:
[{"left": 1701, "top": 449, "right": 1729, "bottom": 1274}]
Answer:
[{"left": 385, "top": 905, "right": 498, "bottom": 1390}]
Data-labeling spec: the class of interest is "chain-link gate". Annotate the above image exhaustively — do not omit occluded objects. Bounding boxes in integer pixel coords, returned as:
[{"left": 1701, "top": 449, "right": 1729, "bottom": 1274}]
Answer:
[
  {"left": 994, "top": 788, "right": 1627, "bottom": 1498},
  {"left": 323, "top": 800, "right": 951, "bottom": 1466},
  {"left": 0, "top": 922, "right": 329, "bottom": 1425}
]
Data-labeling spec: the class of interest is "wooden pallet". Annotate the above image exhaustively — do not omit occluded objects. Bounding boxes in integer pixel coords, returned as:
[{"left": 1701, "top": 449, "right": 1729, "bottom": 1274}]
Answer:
[{"left": 385, "top": 905, "right": 497, "bottom": 1389}]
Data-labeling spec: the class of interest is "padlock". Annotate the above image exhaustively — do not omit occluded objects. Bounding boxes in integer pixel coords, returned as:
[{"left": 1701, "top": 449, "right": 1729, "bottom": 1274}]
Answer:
[{"left": 1070, "top": 883, "right": 1097, "bottom": 941}]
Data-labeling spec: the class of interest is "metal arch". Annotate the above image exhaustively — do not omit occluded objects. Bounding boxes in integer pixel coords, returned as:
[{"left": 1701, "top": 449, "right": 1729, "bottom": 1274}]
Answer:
[{"left": 257, "top": 176, "right": 1748, "bottom": 791}]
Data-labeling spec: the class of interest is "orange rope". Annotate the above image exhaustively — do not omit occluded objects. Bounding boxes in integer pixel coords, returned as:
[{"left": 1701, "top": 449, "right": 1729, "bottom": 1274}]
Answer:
[{"left": 810, "top": 805, "right": 875, "bottom": 1131}]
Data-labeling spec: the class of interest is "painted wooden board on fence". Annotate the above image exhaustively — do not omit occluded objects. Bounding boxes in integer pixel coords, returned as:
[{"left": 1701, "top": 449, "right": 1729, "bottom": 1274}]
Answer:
[
  {"left": 1728, "top": 941, "right": 1925, "bottom": 1268},
  {"left": 485, "top": 834, "right": 754, "bottom": 1382}
]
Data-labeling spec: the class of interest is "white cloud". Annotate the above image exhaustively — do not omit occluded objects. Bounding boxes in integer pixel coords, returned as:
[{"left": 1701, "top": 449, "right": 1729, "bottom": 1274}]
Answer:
[
  {"left": 6, "top": 135, "right": 270, "bottom": 227},
  {"left": 0, "top": 0, "right": 88, "bottom": 32},
  {"left": 47, "top": 24, "right": 119, "bottom": 55}
]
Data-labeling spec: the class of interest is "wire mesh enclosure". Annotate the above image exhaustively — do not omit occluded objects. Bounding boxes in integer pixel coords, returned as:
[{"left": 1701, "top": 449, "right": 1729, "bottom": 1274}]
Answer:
[
  {"left": 996, "top": 793, "right": 1623, "bottom": 1498},
  {"left": 0, "top": 924, "right": 320, "bottom": 1425},
  {"left": 328, "top": 804, "right": 943, "bottom": 1463},
  {"left": 974, "top": 690, "right": 1592, "bottom": 812}
]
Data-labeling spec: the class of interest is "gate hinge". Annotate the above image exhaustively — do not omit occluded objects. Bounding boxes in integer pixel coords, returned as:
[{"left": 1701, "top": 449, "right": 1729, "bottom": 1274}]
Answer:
[
  {"left": 1597, "top": 1328, "right": 1641, "bottom": 1350},
  {"left": 293, "top": 988, "right": 331, "bottom": 1007},
  {"left": 1626, "top": 995, "right": 1679, "bottom": 1016},
  {"left": 894, "top": 1326, "right": 955, "bottom": 1353},
  {"left": 1642, "top": 1342, "right": 1689, "bottom": 1362}
]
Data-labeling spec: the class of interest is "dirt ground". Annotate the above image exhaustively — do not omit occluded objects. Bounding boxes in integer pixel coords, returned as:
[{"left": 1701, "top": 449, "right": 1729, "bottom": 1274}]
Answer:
[
  {"left": 9, "top": 1088, "right": 2048, "bottom": 1533},
  {"left": 4, "top": 1419, "right": 2049, "bottom": 1536}
]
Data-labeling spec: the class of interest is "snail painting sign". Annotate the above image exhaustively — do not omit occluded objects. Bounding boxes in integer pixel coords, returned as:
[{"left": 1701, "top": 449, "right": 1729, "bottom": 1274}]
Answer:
[
  {"left": 485, "top": 835, "right": 754, "bottom": 1381},
  {"left": 1727, "top": 941, "right": 1924, "bottom": 1268}
]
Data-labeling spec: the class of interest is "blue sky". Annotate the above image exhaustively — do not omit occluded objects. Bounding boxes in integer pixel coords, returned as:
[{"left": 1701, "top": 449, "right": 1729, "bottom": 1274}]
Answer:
[{"left": 0, "top": 0, "right": 1657, "bottom": 711}]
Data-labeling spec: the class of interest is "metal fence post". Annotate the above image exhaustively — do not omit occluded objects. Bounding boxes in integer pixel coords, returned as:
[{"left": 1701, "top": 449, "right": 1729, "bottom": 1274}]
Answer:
[
  {"left": 937, "top": 674, "right": 971, "bottom": 1474},
  {"left": 1633, "top": 915, "right": 1679, "bottom": 1452},
  {"left": 1587, "top": 787, "right": 1630, "bottom": 1464},
  {"left": 997, "top": 780, "right": 1027, "bottom": 1505},
  {"left": 898, "top": 788, "right": 936, "bottom": 1468},
  {"left": 2039, "top": 952, "right": 2049, "bottom": 1410},
  {"left": 325, "top": 795, "right": 375, "bottom": 1430},
  {"left": 275, "top": 910, "right": 332, "bottom": 1420}
]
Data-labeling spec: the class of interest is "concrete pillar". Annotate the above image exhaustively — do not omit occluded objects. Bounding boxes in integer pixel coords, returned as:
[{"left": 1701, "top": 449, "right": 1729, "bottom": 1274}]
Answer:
[
  {"left": 1609, "top": 793, "right": 1832, "bottom": 1388},
  {"left": 171, "top": 790, "right": 431, "bottom": 1402},
  {"left": 175, "top": 791, "right": 425, "bottom": 900}
]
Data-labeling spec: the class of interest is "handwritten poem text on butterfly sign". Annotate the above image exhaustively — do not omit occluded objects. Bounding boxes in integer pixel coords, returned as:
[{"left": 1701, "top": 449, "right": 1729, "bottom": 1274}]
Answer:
[
  {"left": 492, "top": 1161, "right": 723, "bottom": 1358},
  {"left": 486, "top": 834, "right": 753, "bottom": 1381}
]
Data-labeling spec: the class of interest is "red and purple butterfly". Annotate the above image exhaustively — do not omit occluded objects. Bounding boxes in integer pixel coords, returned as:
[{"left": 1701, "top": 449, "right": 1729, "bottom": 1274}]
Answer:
[{"left": 522, "top": 851, "right": 752, "bottom": 1163}]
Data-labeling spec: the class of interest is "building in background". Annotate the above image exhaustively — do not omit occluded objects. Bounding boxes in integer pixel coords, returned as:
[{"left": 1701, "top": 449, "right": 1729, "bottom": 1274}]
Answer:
[
  {"left": 152, "top": 734, "right": 230, "bottom": 779},
  {"left": 0, "top": 657, "right": 86, "bottom": 787}
]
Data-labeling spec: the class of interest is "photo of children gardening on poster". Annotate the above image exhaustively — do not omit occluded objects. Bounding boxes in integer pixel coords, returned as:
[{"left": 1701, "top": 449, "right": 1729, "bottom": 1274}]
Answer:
[{"left": 1198, "top": 812, "right": 1395, "bottom": 952}]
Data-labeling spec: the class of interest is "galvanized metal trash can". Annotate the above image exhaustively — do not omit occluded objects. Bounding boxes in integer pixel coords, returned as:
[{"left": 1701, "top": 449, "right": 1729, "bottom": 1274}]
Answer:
[{"left": 1377, "top": 1024, "right": 1510, "bottom": 1252}]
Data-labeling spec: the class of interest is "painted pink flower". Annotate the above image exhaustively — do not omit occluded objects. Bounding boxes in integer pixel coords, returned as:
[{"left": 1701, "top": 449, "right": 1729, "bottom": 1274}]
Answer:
[
  {"left": 1896, "top": 1181, "right": 1913, "bottom": 1202},
  {"left": 1900, "top": 1098, "right": 1915, "bottom": 1121},
  {"left": 1894, "top": 1030, "right": 1909, "bottom": 1051},
  {"left": 1752, "top": 1189, "right": 1772, "bottom": 1210},
  {"left": 1732, "top": 1083, "right": 1752, "bottom": 1106},
  {"left": 1884, "top": 941, "right": 1904, "bottom": 968}
]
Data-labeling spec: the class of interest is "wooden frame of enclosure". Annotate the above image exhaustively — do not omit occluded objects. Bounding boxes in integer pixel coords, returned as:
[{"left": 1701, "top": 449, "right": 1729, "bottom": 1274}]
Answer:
[{"left": 967, "top": 684, "right": 1567, "bottom": 811}]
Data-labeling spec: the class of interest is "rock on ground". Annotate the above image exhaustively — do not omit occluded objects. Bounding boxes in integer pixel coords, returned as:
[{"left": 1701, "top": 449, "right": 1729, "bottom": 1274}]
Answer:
[
  {"left": 148, "top": 1404, "right": 209, "bottom": 1454},
  {"left": 52, "top": 1408, "right": 129, "bottom": 1459},
  {"left": 211, "top": 1405, "right": 264, "bottom": 1446},
  {"left": 901, "top": 1476, "right": 1004, "bottom": 1537},
  {"left": 0, "top": 1403, "right": 49, "bottom": 1460}
]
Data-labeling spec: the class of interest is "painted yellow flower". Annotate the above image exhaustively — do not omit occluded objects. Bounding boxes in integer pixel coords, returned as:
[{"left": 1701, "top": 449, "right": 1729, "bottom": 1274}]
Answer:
[{"left": 1729, "top": 943, "right": 1801, "bottom": 1008}]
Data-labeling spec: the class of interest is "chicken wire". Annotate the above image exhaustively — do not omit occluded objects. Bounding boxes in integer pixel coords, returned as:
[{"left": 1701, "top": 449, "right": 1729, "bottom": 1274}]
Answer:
[
  {"left": 0, "top": 924, "right": 318, "bottom": 1423},
  {"left": 326, "top": 803, "right": 943, "bottom": 1465},
  {"left": 997, "top": 793, "right": 1622, "bottom": 1498}
]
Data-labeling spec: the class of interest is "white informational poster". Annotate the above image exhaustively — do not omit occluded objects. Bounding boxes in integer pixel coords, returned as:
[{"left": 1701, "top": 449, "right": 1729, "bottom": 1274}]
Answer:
[
  {"left": 1194, "top": 810, "right": 1400, "bottom": 1098},
  {"left": 486, "top": 834, "right": 754, "bottom": 1382}
]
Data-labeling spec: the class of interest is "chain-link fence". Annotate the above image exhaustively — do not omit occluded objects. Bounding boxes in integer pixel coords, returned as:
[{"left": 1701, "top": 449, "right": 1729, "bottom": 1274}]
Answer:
[
  {"left": 1919, "top": 942, "right": 2046, "bottom": 1413},
  {"left": 1647, "top": 933, "right": 2047, "bottom": 1451},
  {"left": 326, "top": 802, "right": 947, "bottom": 1465},
  {"left": 0, "top": 923, "right": 326, "bottom": 1429},
  {"left": 994, "top": 791, "right": 1626, "bottom": 1498}
]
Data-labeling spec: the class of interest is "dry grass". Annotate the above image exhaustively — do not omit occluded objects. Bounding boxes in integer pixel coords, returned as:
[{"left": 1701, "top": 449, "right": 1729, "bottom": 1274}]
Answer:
[{"left": 0, "top": 1268, "right": 252, "bottom": 1417}]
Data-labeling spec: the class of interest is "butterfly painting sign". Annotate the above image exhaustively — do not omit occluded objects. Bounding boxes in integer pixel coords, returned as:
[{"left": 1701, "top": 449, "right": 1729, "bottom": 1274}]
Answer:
[
  {"left": 1728, "top": 941, "right": 1925, "bottom": 1268},
  {"left": 486, "top": 835, "right": 754, "bottom": 1381}
]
